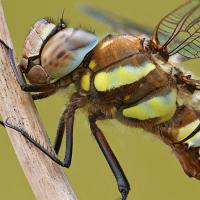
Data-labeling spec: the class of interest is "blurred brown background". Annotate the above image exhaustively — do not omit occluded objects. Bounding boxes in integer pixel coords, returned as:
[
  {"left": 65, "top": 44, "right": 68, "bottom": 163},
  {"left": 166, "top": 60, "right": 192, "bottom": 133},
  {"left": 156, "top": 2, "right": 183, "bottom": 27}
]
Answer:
[{"left": 0, "top": 0, "right": 199, "bottom": 199}]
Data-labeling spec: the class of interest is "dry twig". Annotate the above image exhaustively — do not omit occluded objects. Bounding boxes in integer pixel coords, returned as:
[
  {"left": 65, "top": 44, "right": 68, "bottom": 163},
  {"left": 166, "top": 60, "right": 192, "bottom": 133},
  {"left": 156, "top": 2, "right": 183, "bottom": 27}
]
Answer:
[{"left": 0, "top": 1, "right": 78, "bottom": 200}]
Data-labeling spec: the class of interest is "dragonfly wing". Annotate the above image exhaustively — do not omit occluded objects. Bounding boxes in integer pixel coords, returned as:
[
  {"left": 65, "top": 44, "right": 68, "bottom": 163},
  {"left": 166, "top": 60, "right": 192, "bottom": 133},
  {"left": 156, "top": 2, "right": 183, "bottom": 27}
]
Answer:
[
  {"left": 151, "top": 1, "right": 200, "bottom": 63},
  {"left": 81, "top": 4, "right": 152, "bottom": 36}
]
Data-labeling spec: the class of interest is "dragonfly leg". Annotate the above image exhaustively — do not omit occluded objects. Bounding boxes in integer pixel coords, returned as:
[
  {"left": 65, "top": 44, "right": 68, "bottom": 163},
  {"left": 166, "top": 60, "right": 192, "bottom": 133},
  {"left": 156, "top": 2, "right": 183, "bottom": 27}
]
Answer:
[
  {"left": 53, "top": 93, "right": 84, "bottom": 167},
  {"left": 89, "top": 112, "right": 130, "bottom": 200},
  {"left": 0, "top": 119, "right": 65, "bottom": 167}
]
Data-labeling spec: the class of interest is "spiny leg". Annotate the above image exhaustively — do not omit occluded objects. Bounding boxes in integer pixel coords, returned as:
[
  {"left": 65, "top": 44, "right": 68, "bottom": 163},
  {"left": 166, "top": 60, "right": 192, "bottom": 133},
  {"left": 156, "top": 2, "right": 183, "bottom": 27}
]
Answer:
[
  {"left": 0, "top": 119, "right": 66, "bottom": 167},
  {"left": 32, "top": 75, "right": 73, "bottom": 100},
  {"left": 32, "top": 73, "right": 74, "bottom": 100},
  {"left": 32, "top": 90, "right": 57, "bottom": 100},
  {"left": 31, "top": 74, "right": 73, "bottom": 100},
  {"left": 88, "top": 113, "right": 130, "bottom": 200},
  {"left": 54, "top": 109, "right": 66, "bottom": 154},
  {"left": 0, "top": 93, "right": 84, "bottom": 168},
  {"left": 53, "top": 93, "right": 82, "bottom": 167}
]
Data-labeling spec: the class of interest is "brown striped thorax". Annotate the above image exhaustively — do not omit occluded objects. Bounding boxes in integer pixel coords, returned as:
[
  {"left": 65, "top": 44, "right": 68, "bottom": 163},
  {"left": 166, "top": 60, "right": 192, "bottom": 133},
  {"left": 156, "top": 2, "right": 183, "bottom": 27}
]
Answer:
[{"left": 2, "top": 1, "right": 200, "bottom": 200}]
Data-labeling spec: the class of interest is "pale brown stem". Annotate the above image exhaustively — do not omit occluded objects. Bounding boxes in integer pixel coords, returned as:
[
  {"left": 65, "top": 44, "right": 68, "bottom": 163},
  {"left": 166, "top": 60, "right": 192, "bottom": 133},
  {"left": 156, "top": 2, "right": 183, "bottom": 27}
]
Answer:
[{"left": 0, "top": 1, "right": 78, "bottom": 200}]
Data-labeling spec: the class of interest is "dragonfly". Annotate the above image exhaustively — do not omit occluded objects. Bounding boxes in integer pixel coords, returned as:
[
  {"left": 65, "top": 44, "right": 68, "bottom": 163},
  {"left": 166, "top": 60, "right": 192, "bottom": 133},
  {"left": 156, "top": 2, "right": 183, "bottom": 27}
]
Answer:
[{"left": 1, "top": 1, "right": 200, "bottom": 199}]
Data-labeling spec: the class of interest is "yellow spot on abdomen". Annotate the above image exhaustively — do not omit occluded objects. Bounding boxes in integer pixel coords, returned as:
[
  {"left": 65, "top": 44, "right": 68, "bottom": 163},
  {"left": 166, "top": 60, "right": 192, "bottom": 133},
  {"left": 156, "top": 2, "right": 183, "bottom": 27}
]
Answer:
[
  {"left": 81, "top": 72, "right": 90, "bottom": 91},
  {"left": 94, "top": 63, "right": 155, "bottom": 92},
  {"left": 123, "top": 89, "right": 177, "bottom": 123},
  {"left": 177, "top": 119, "right": 200, "bottom": 147}
]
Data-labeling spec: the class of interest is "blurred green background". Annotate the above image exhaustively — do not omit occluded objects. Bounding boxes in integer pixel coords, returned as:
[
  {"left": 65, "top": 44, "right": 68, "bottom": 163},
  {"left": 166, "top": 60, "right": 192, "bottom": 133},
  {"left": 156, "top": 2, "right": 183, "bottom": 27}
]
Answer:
[{"left": 0, "top": 0, "right": 199, "bottom": 200}]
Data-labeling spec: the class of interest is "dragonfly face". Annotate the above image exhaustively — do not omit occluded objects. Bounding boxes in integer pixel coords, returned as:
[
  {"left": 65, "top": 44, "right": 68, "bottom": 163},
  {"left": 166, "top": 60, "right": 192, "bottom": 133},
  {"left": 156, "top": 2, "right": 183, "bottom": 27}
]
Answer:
[
  {"left": 1, "top": 1, "right": 200, "bottom": 199},
  {"left": 20, "top": 18, "right": 98, "bottom": 84}
]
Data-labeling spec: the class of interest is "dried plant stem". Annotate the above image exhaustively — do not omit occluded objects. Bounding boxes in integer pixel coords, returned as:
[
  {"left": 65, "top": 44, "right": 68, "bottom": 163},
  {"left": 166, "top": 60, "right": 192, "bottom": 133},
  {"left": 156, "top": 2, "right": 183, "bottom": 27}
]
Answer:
[{"left": 0, "top": 1, "right": 78, "bottom": 200}]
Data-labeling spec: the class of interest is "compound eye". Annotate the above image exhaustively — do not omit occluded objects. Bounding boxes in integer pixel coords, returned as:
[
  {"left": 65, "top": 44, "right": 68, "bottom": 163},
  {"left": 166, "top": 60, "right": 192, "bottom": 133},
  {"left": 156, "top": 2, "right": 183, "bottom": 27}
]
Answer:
[
  {"left": 26, "top": 65, "right": 49, "bottom": 84},
  {"left": 41, "top": 28, "right": 98, "bottom": 79},
  {"left": 66, "top": 29, "right": 98, "bottom": 51}
]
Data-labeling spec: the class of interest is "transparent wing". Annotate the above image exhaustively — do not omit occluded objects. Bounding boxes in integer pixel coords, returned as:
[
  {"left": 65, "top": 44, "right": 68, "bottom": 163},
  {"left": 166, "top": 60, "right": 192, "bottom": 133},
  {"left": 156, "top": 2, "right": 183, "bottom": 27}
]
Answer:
[
  {"left": 152, "top": 0, "right": 200, "bottom": 62},
  {"left": 81, "top": 4, "right": 152, "bottom": 36}
]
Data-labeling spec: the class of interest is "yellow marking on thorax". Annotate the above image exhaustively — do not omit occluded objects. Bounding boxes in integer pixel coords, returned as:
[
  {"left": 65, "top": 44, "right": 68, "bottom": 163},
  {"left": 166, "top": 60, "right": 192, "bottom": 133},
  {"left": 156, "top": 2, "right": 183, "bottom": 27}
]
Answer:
[
  {"left": 177, "top": 119, "right": 200, "bottom": 147},
  {"left": 123, "top": 89, "right": 177, "bottom": 123},
  {"left": 81, "top": 72, "right": 90, "bottom": 91},
  {"left": 94, "top": 63, "right": 155, "bottom": 92},
  {"left": 89, "top": 60, "right": 96, "bottom": 70}
]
